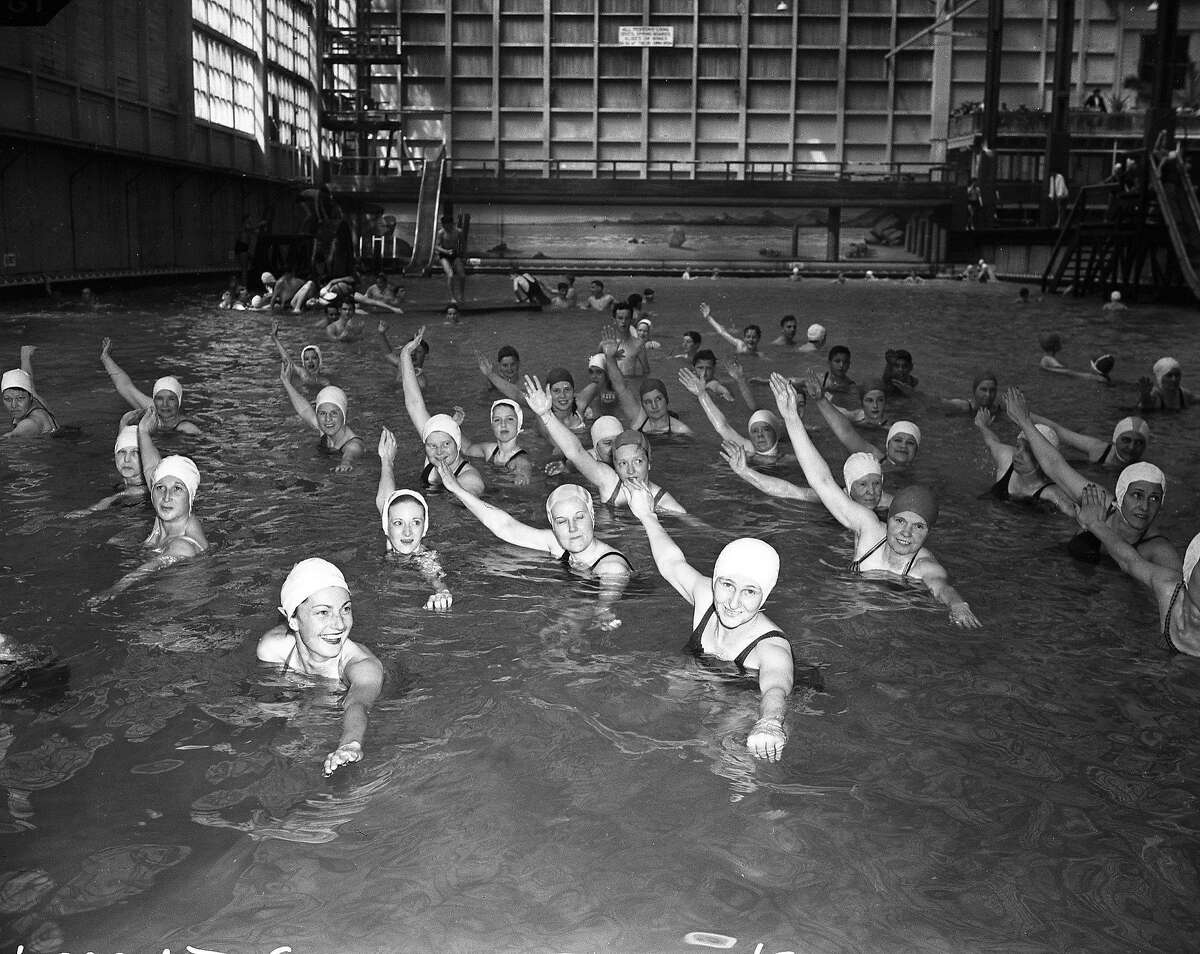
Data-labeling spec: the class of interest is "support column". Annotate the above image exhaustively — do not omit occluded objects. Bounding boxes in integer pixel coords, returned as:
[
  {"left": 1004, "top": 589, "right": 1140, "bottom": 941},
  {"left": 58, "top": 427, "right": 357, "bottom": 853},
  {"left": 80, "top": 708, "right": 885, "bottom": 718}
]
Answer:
[
  {"left": 1042, "top": 0, "right": 1075, "bottom": 227},
  {"left": 827, "top": 206, "right": 841, "bottom": 262},
  {"left": 979, "top": 0, "right": 1004, "bottom": 227}
]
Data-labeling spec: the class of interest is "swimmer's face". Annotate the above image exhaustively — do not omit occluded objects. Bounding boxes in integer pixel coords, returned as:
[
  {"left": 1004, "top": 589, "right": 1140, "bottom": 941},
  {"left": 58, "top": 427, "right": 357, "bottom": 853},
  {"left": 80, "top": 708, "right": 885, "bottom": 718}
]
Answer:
[
  {"left": 1114, "top": 431, "right": 1147, "bottom": 463},
  {"left": 316, "top": 402, "right": 345, "bottom": 435},
  {"left": 411, "top": 348, "right": 427, "bottom": 370},
  {"left": 594, "top": 437, "right": 615, "bottom": 463},
  {"left": 885, "top": 433, "right": 919, "bottom": 465},
  {"left": 637, "top": 324, "right": 651, "bottom": 340},
  {"left": 340, "top": 302, "right": 355, "bottom": 320},
  {"left": 861, "top": 390, "right": 886, "bottom": 420},
  {"left": 640, "top": 388, "right": 668, "bottom": 420},
  {"left": 114, "top": 446, "right": 142, "bottom": 481},
  {"left": 497, "top": 355, "right": 520, "bottom": 381},
  {"left": 781, "top": 319, "right": 798, "bottom": 340},
  {"left": 301, "top": 351, "right": 321, "bottom": 373},
  {"left": 290, "top": 586, "right": 353, "bottom": 658},
  {"left": 973, "top": 379, "right": 998, "bottom": 408},
  {"left": 891, "top": 356, "right": 913, "bottom": 377},
  {"left": 588, "top": 366, "right": 607, "bottom": 385},
  {"left": 1120, "top": 481, "right": 1163, "bottom": 531},
  {"left": 712, "top": 573, "right": 765, "bottom": 629},
  {"left": 742, "top": 327, "right": 761, "bottom": 350},
  {"left": 424, "top": 430, "right": 458, "bottom": 464},
  {"left": 1012, "top": 438, "right": 1037, "bottom": 474},
  {"left": 151, "top": 475, "right": 191, "bottom": 521},
  {"left": 849, "top": 473, "right": 883, "bottom": 510},
  {"left": 748, "top": 422, "right": 777, "bottom": 454},
  {"left": 693, "top": 358, "right": 716, "bottom": 383},
  {"left": 445, "top": 306, "right": 459, "bottom": 322},
  {"left": 549, "top": 501, "right": 595, "bottom": 553},
  {"left": 549, "top": 381, "right": 575, "bottom": 413},
  {"left": 153, "top": 390, "right": 180, "bottom": 419},
  {"left": 1160, "top": 369, "right": 1182, "bottom": 390},
  {"left": 886, "top": 511, "right": 929, "bottom": 555},
  {"left": 490, "top": 404, "right": 519, "bottom": 442},
  {"left": 2, "top": 387, "right": 32, "bottom": 418},
  {"left": 614, "top": 308, "right": 634, "bottom": 331},
  {"left": 386, "top": 498, "right": 426, "bottom": 555},
  {"left": 682, "top": 335, "right": 697, "bottom": 351},
  {"left": 613, "top": 443, "right": 649, "bottom": 481}
]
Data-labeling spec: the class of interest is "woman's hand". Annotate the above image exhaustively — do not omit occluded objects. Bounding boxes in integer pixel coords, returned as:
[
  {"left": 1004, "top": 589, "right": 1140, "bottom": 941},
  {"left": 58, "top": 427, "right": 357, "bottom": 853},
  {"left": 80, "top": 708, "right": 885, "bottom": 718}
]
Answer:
[
  {"left": 138, "top": 406, "right": 159, "bottom": 433},
  {"left": 120, "top": 408, "right": 144, "bottom": 427},
  {"left": 544, "top": 459, "right": 567, "bottom": 477},
  {"left": 621, "top": 476, "right": 657, "bottom": 522},
  {"left": 434, "top": 457, "right": 464, "bottom": 495},
  {"left": 973, "top": 407, "right": 992, "bottom": 430},
  {"left": 477, "top": 353, "right": 494, "bottom": 377},
  {"left": 270, "top": 318, "right": 280, "bottom": 338},
  {"left": 726, "top": 358, "right": 744, "bottom": 382},
  {"left": 323, "top": 740, "right": 362, "bottom": 777},
  {"left": 280, "top": 358, "right": 296, "bottom": 383},
  {"left": 1002, "top": 386, "right": 1031, "bottom": 425},
  {"left": 452, "top": 406, "right": 466, "bottom": 426},
  {"left": 802, "top": 369, "right": 824, "bottom": 402},
  {"left": 599, "top": 325, "right": 622, "bottom": 358},
  {"left": 746, "top": 717, "right": 787, "bottom": 762},
  {"left": 948, "top": 601, "right": 982, "bottom": 629},
  {"left": 523, "top": 375, "right": 553, "bottom": 417},
  {"left": 334, "top": 458, "right": 355, "bottom": 474},
  {"left": 1074, "top": 482, "right": 1110, "bottom": 532},
  {"left": 100, "top": 336, "right": 112, "bottom": 359},
  {"left": 770, "top": 372, "right": 802, "bottom": 419},
  {"left": 699, "top": 301, "right": 711, "bottom": 320},
  {"left": 677, "top": 367, "right": 704, "bottom": 397},
  {"left": 378, "top": 426, "right": 397, "bottom": 463},
  {"left": 401, "top": 325, "right": 425, "bottom": 356},
  {"left": 424, "top": 589, "right": 453, "bottom": 612},
  {"left": 720, "top": 439, "right": 750, "bottom": 476}
]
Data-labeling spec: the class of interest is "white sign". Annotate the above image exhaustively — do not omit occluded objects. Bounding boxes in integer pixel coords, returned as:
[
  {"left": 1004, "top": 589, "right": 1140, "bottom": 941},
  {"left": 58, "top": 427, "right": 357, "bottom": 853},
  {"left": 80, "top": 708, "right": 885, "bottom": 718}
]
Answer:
[{"left": 618, "top": 26, "right": 674, "bottom": 47}]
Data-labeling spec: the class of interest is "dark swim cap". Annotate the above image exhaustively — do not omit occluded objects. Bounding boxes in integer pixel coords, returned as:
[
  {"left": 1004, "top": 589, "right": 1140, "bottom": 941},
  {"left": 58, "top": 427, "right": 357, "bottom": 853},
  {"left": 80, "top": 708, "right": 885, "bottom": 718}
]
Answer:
[
  {"left": 497, "top": 345, "right": 519, "bottom": 362},
  {"left": 546, "top": 367, "right": 575, "bottom": 388},
  {"left": 638, "top": 377, "right": 668, "bottom": 400},
  {"left": 888, "top": 485, "right": 939, "bottom": 527},
  {"left": 612, "top": 428, "right": 651, "bottom": 458},
  {"left": 1090, "top": 353, "right": 1115, "bottom": 377}
]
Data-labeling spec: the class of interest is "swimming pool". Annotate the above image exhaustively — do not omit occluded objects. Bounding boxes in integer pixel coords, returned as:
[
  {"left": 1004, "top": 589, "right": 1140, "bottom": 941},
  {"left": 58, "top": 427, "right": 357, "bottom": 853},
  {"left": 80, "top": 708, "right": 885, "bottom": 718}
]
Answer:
[{"left": 1, "top": 276, "right": 1198, "bottom": 953}]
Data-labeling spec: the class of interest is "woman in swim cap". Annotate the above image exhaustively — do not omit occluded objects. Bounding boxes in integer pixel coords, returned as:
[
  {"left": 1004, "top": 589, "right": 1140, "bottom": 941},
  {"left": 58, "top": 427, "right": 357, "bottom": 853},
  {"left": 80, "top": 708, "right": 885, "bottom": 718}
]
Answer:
[
  {"left": 906, "top": 370, "right": 1001, "bottom": 418},
  {"left": 622, "top": 480, "right": 804, "bottom": 761},
  {"left": 1138, "top": 356, "right": 1193, "bottom": 412},
  {"left": 279, "top": 360, "right": 365, "bottom": 473},
  {"left": 597, "top": 331, "right": 695, "bottom": 436},
  {"left": 1026, "top": 410, "right": 1149, "bottom": 470},
  {"left": 1038, "top": 332, "right": 1114, "bottom": 383},
  {"left": 376, "top": 428, "right": 452, "bottom": 610},
  {"left": 1005, "top": 387, "right": 1179, "bottom": 571},
  {"left": 723, "top": 441, "right": 894, "bottom": 513},
  {"left": 526, "top": 376, "right": 686, "bottom": 514},
  {"left": 1074, "top": 486, "right": 1200, "bottom": 656},
  {"left": 65, "top": 420, "right": 149, "bottom": 517},
  {"left": 770, "top": 373, "right": 981, "bottom": 627},
  {"left": 803, "top": 370, "right": 919, "bottom": 468},
  {"left": 2, "top": 346, "right": 58, "bottom": 439},
  {"left": 974, "top": 409, "right": 1074, "bottom": 515},
  {"left": 395, "top": 327, "right": 485, "bottom": 494},
  {"left": 678, "top": 366, "right": 790, "bottom": 466},
  {"left": 576, "top": 353, "right": 623, "bottom": 422},
  {"left": 257, "top": 558, "right": 384, "bottom": 775},
  {"left": 90, "top": 407, "right": 209, "bottom": 605},
  {"left": 99, "top": 337, "right": 200, "bottom": 435},
  {"left": 460, "top": 398, "right": 533, "bottom": 485},
  {"left": 270, "top": 318, "right": 328, "bottom": 387},
  {"left": 436, "top": 463, "right": 633, "bottom": 629}
]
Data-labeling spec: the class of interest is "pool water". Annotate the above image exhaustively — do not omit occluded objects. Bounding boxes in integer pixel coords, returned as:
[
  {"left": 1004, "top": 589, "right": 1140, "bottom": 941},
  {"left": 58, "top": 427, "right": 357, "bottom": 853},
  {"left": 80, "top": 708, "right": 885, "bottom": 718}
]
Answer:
[{"left": 1, "top": 276, "right": 1198, "bottom": 953}]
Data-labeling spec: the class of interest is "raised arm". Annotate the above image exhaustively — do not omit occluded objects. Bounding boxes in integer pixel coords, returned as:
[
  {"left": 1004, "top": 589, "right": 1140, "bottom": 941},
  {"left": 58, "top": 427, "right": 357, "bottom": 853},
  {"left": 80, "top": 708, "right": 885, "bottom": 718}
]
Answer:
[
  {"left": 600, "top": 328, "right": 644, "bottom": 423},
  {"left": 476, "top": 353, "right": 524, "bottom": 404},
  {"left": 721, "top": 440, "right": 818, "bottom": 502},
  {"left": 974, "top": 408, "right": 1013, "bottom": 470},
  {"left": 100, "top": 337, "right": 152, "bottom": 410},
  {"left": 623, "top": 478, "right": 705, "bottom": 602},
  {"left": 775, "top": 372, "right": 877, "bottom": 533},
  {"left": 524, "top": 375, "right": 617, "bottom": 492},
  {"left": 1004, "top": 387, "right": 1087, "bottom": 499},
  {"left": 1028, "top": 411, "right": 1106, "bottom": 459},
  {"left": 375, "top": 427, "right": 399, "bottom": 516},
  {"left": 399, "top": 326, "right": 432, "bottom": 433},
  {"left": 679, "top": 367, "right": 749, "bottom": 450},
  {"left": 725, "top": 359, "right": 759, "bottom": 410},
  {"left": 811, "top": 388, "right": 880, "bottom": 457},
  {"left": 1074, "top": 484, "right": 1174, "bottom": 591},
  {"left": 435, "top": 458, "right": 552, "bottom": 553},
  {"left": 135, "top": 407, "right": 163, "bottom": 488},
  {"left": 269, "top": 319, "right": 291, "bottom": 363},
  {"left": 279, "top": 359, "right": 319, "bottom": 430},
  {"left": 700, "top": 302, "right": 741, "bottom": 349}
]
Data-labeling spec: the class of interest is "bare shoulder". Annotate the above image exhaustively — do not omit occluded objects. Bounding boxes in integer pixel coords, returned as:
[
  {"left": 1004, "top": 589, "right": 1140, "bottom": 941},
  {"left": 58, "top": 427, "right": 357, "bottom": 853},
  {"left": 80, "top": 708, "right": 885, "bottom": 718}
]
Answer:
[{"left": 256, "top": 625, "right": 293, "bottom": 662}]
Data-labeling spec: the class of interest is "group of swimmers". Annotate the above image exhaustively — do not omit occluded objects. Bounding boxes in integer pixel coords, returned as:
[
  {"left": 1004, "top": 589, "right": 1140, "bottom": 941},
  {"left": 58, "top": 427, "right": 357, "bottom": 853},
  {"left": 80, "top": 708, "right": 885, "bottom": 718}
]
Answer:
[{"left": 4, "top": 275, "right": 1199, "bottom": 775}]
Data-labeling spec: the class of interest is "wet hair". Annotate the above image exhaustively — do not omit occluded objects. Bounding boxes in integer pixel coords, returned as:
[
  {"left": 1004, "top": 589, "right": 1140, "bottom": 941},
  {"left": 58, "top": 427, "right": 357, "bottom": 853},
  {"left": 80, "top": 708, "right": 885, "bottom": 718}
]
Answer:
[
  {"left": 415, "top": 340, "right": 430, "bottom": 356},
  {"left": 891, "top": 348, "right": 913, "bottom": 364},
  {"left": 693, "top": 349, "right": 717, "bottom": 365},
  {"left": 744, "top": 324, "right": 762, "bottom": 337},
  {"left": 1038, "top": 333, "right": 1062, "bottom": 353},
  {"left": 780, "top": 314, "right": 797, "bottom": 327},
  {"left": 591, "top": 279, "right": 604, "bottom": 290},
  {"left": 557, "top": 282, "right": 568, "bottom": 293},
  {"left": 643, "top": 288, "right": 655, "bottom": 298},
  {"left": 627, "top": 293, "right": 643, "bottom": 309},
  {"left": 497, "top": 345, "right": 519, "bottom": 362},
  {"left": 829, "top": 345, "right": 851, "bottom": 361},
  {"left": 684, "top": 331, "right": 701, "bottom": 346}
]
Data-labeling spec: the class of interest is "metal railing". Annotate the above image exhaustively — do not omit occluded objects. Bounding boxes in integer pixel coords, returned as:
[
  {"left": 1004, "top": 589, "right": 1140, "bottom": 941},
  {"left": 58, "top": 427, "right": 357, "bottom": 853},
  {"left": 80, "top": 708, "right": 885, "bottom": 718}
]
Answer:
[{"left": 949, "top": 108, "right": 1200, "bottom": 140}]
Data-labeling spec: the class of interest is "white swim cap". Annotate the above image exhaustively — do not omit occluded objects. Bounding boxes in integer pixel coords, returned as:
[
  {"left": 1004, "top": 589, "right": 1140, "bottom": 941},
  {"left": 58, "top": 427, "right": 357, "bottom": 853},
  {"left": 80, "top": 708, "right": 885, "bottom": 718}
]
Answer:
[
  {"left": 152, "top": 376, "right": 184, "bottom": 406},
  {"left": 421, "top": 413, "right": 462, "bottom": 450},
  {"left": 545, "top": 482, "right": 594, "bottom": 525},
  {"left": 300, "top": 344, "right": 323, "bottom": 369},
  {"left": 1111, "top": 416, "right": 1150, "bottom": 444},
  {"left": 261, "top": 271, "right": 277, "bottom": 285},
  {"left": 806, "top": 323, "right": 826, "bottom": 342},
  {"left": 381, "top": 489, "right": 428, "bottom": 536},
  {"left": 1111, "top": 291, "right": 1121, "bottom": 302},
  {"left": 152, "top": 455, "right": 200, "bottom": 505},
  {"left": 1032, "top": 423, "right": 1061, "bottom": 449},
  {"left": 713, "top": 538, "right": 780, "bottom": 604},
  {"left": 490, "top": 398, "right": 523, "bottom": 434},
  {"left": 747, "top": 409, "right": 782, "bottom": 454},
  {"left": 314, "top": 385, "right": 348, "bottom": 421},
  {"left": 1115, "top": 462, "right": 1166, "bottom": 507},
  {"left": 114, "top": 425, "right": 139, "bottom": 455},
  {"left": 590, "top": 415, "right": 623, "bottom": 447},
  {"left": 1184, "top": 531, "right": 1200, "bottom": 587},
  {"left": 843, "top": 451, "right": 882, "bottom": 495},
  {"left": 1152, "top": 357, "right": 1182, "bottom": 384},
  {"left": 250, "top": 295, "right": 264, "bottom": 308},
  {"left": 1, "top": 368, "right": 36, "bottom": 397},
  {"left": 886, "top": 420, "right": 922, "bottom": 447},
  {"left": 636, "top": 318, "right": 652, "bottom": 330},
  {"left": 279, "top": 557, "right": 349, "bottom": 620},
  {"left": 588, "top": 353, "right": 607, "bottom": 371}
]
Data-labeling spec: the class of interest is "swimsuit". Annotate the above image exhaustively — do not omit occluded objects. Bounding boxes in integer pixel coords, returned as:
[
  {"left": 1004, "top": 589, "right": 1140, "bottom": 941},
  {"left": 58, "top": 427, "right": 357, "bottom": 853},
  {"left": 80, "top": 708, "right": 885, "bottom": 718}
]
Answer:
[
  {"left": 849, "top": 537, "right": 920, "bottom": 575},
  {"left": 557, "top": 547, "right": 634, "bottom": 574},
  {"left": 319, "top": 429, "right": 360, "bottom": 454},
  {"left": 421, "top": 457, "right": 469, "bottom": 489},
  {"left": 13, "top": 403, "right": 58, "bottom": 435},
  {"left": 638, "top": 413, "right": 679, "bottom": 434},
  {"left": 280, "top": 639, "right": 353, "bottom": 686},
  {"left": 686, "top": 604, "right": 789, "bottom": 674},
  {"left": 603, "top": 480, "right": 666, "bottom": 509},
  {"left": 1162, "top": 581, "right": 1185, "bottom": 655},
  {"left": 1067, "top": 524, "right": 1165, "bottom": 564},
  {"left": 1096, "top": 443, "right": 1116, "bottom": 465},
  {"left": 486, "top": 445, "right": 528, "bottom": 467},
  {"left": 985, "top": 462, "right": 1054, "bottom": 503}
]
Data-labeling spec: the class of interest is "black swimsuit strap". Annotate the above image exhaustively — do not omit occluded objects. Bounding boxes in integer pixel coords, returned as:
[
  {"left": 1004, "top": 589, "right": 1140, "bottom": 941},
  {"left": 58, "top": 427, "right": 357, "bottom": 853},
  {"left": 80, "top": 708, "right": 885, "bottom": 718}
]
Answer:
[
  {"left": 589, "top": 549, "right": 634, "bottom": 573},
  {"left": 687, "top": 604, "right": 718, "bottom": 654},
  {"left": 1163, "top": 581, "right": 1185, "bottom": 653},
  {"left": 850, "top": 537, "right": 886, "bottom": 572},
  {"left": 733, "top": 630, "right": 789, "bottom": 672}
]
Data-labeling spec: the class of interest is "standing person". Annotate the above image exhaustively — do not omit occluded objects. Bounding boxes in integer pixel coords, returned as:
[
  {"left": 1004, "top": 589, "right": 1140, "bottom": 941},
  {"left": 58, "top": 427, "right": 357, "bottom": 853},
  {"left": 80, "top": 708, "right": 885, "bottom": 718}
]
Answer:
[
  {"left": 256, "top": 558, "right": 384, "bottom": 776},
  {"left": 99, "top": 338, "right": 201, "bottom": 436},
  {"left": 434, "top": 213, "right": 467, "bottom": 304},
  {"left": 2, "top": 346, "right": 58, "bottom": 439},
  {"left": 622, "top": 478, "right": 802, "bottom": 762},
  {"left": 1050, "top": 171, "right": 1069, "bottom": 228},
  {"left": 965, "top": 178, "right": 983, "bottom": 230}
]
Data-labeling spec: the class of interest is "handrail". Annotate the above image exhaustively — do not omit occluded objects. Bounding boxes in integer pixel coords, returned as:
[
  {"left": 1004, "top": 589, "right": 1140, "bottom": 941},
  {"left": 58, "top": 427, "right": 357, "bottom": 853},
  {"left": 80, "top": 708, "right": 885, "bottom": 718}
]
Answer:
[{"left": 1148, "top": 149, "right": 1200, "bottom": 299}]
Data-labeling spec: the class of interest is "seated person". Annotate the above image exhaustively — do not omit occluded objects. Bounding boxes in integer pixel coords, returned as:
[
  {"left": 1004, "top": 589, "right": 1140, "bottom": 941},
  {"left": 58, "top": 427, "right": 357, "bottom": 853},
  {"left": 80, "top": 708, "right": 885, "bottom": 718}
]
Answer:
[{"left": 256, "top": 558, "right": 384, "bottom": 776}]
